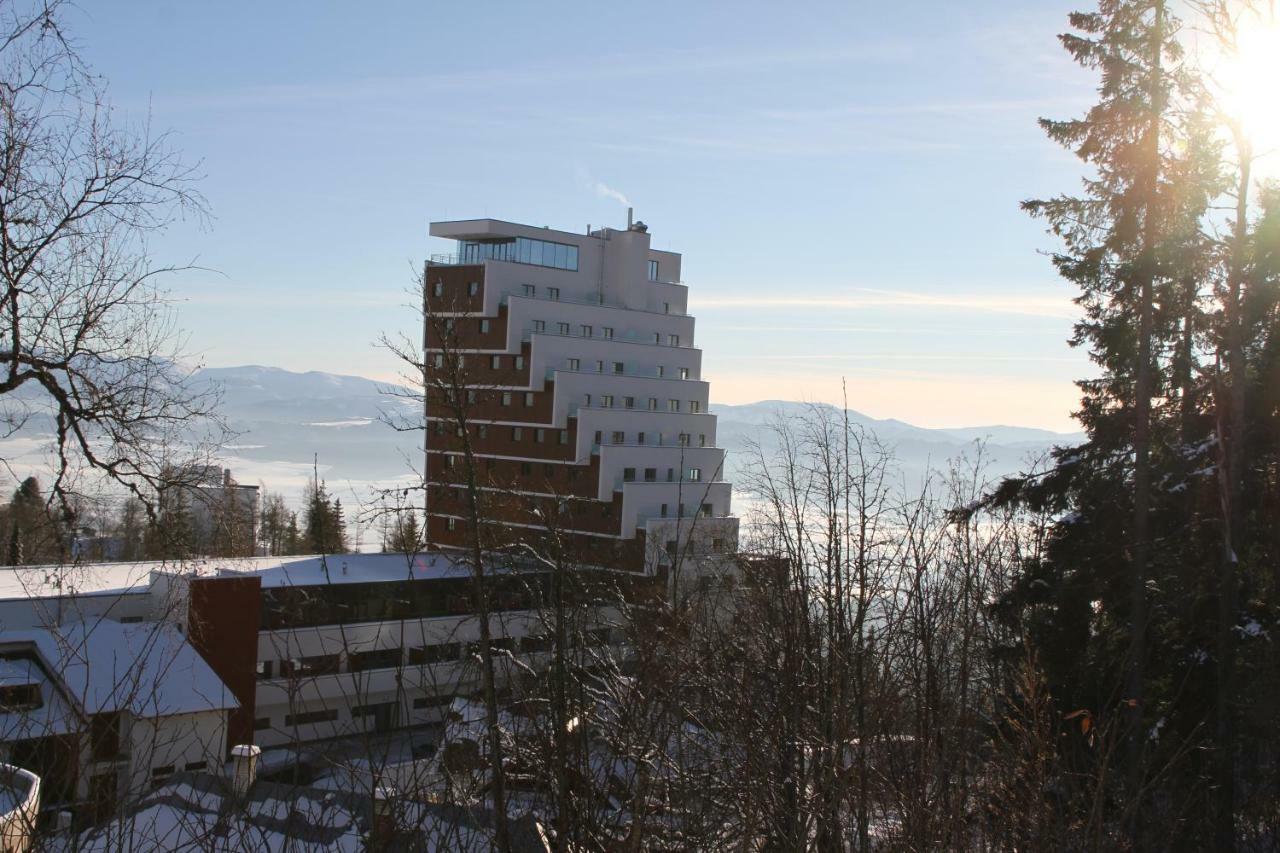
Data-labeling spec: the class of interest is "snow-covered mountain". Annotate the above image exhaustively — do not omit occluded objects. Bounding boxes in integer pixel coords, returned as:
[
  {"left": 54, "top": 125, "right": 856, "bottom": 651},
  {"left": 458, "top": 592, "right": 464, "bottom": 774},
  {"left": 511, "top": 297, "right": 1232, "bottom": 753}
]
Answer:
[{"left": 0, "top": 366, "right": 1082, "bottom": 515}]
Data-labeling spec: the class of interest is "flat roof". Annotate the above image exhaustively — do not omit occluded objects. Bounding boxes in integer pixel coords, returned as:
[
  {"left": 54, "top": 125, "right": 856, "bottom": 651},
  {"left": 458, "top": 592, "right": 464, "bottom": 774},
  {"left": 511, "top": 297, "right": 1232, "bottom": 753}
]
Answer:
[{"left": 0, "top": 552, "right": 484, "bottom": 603}]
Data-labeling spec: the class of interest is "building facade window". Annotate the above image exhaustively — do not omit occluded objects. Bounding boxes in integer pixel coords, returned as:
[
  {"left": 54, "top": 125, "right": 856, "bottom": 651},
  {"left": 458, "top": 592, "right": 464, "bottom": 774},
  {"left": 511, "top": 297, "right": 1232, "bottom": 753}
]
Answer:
[
  {"left": 669, "top": 334, "right": 680, "bottom": 347},
  {"left": 601, "top": 394, "right": 613, "bottom": 408},
  {"left": 668, "top": 399, "right": 680, "bottom": 412},
  {"left": 515, "top": 355, "right": 525, "bottom": 369},
  {"left": 611, "top": 431, "right": 624, "bottom": 444},
  {"left": 512, "top": 427, "right": 523, "bottom": 440},
  {"left": 580, "top": 324, "right": 592, "bottom": 337},
  {"left": 648, "top": 398, "right": 658, "bottom": 411},
  {"left": 623, "top": 396, "right": 634, "bottom": 409},
  {"left": 647, "top": 259, "right": 659, "bottom": 281},
  {"left": 613, "top": 361, "right": 624, "bottom": 374},
  {"left": 491, "top": 355, "right": 501, "bottom": 369},
  {"left": 468, "top": 281, "right": 479, "bottom": 296},
  {"left": 559, "top": 430, "right": 569, "bottom": 444},
  {"left": 501, "top": 392, "right": 512, "bottom": 406},
  {"left": 623, "top": 468, "right": 635, "bottom": 482},
  {"left": 688, "top": 468, "right": 702, "bottom": 482},
  {"left": 479, "top": 319, "right": 490, "bottom": 333},
  {"left": 433, "top": 281, "right": 443, "bottom": 297},
  {"left": 524, "top": 392, "right": 535, "bottom": 406},
  {"left": 644, "top": 468, "right": 656, "bottom": 482},
  {"left": 679, "top": 367, "right": 689, "bottom": 380},
  {"left": 547, "top": 286, "right": 560, "bottom": 300},
  {"left": 690, "top": 400, "right": 701, "bottom": 413},
  {"left": 557, "top": 322, "right": 570, "bottom": 334},
  {"left": 523, "top": 284, "right": 536, "bottom": 297},
  {"left": 533, "top": 320, "right": 545, "bottom": 332},
  {"left": 568, "top": 358, "right": 580, "bottom": 371}
]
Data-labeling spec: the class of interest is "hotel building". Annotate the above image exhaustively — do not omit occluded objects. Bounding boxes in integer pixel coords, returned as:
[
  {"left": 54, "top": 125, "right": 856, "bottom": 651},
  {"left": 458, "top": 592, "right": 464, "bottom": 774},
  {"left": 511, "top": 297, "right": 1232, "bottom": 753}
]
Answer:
[{"left": 423, "top": 214, "right": 738, "bottom": 572}]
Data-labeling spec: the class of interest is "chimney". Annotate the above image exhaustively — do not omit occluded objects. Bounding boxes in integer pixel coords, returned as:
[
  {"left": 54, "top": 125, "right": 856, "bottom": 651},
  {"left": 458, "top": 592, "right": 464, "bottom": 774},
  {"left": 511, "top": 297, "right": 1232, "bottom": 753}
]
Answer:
[
  {"left": 230, "top": 744, "right": 261, "bottom": 798},
  {"left": 627, "top": 207, "right": 633, "bottom": 229}
]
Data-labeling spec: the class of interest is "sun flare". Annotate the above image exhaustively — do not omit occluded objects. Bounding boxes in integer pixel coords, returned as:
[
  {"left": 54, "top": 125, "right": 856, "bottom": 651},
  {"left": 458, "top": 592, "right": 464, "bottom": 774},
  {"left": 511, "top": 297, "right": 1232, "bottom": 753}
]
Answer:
[{"left": 1212, "top": 10, "right": 1280, "bottom": 166}]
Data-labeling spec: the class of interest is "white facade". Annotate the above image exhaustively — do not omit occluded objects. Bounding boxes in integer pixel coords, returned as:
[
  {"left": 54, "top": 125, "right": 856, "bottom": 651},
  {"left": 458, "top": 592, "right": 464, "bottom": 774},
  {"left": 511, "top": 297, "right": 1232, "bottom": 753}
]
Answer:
[{"left": 426, "top": 216, "right": 739, "bottom": 570}]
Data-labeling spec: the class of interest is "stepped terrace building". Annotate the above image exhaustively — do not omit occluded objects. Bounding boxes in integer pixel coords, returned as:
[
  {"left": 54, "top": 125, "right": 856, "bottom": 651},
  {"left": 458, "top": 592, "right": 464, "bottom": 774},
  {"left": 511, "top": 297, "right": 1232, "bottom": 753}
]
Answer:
[{"left": 423, "top": 215, "right": 738, "bottom": 572}]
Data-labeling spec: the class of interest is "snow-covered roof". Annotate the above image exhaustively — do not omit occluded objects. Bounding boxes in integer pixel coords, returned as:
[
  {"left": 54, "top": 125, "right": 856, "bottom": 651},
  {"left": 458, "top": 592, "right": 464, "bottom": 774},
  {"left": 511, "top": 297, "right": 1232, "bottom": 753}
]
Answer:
[
  {"left": 0, "top": 552, "right": 477, "bottom": 604},
  {"left": 3, "top": 619, "right": 236, "bottom": 718}
]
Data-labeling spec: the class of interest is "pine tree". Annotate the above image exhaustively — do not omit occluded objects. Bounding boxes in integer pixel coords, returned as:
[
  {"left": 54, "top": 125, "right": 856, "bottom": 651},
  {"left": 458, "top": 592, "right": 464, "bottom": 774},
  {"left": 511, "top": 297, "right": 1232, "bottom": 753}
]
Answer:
[{"left": 1004, "top": 0, "right": 1224, "bottom": 839}]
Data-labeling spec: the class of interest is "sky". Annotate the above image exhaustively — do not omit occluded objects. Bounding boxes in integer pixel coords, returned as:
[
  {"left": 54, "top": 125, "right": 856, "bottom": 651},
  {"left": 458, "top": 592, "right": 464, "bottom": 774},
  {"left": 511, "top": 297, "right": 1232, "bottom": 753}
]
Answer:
[{"left": 71, "top": 0, "right": 1103, "bottom": 432}]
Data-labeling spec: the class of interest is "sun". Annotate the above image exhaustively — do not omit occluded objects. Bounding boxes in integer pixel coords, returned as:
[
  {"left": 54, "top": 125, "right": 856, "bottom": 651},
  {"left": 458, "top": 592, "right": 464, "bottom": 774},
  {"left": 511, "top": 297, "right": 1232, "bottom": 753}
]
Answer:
[{"left": 1211, "top": 8, "right": 1280, "bottom": 168}]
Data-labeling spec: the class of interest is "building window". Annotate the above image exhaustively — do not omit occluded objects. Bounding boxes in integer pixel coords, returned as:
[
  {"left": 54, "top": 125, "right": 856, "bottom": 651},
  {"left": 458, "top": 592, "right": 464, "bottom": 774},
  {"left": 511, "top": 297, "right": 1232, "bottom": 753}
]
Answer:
[
  {"left": 652, "top": 332, "right": 661, "bottom": 344},
  {"left": 445, "top": 454, "right": 456, "bottom": 469},
  {"left": 623, "top": 468, "right": 636, "bottom": 482},
  {"left": 349, "top": 647, "right": 404, "bottom": 672},
  {"left": 701, "top": 503, "right": 714, "bottom": 518},
  {"left": 523, "top": 284, "right": 536, "bottom": 297},
  {"left": 667, "top": 468, "right": 674, "bottom": 482},
  {"left": 679, "top": 367, "right": 689, "bottom": 380},
  {"left": 660, "top": 503, "right": 668, "bottom": 518},
  {"left": 479, "top": 319, "right": 490, "bottom": 333},
  {"left": 648, "top": 259, "right": 659, "bottom": 281},
  {"left": 663, "top": 301, "right": 671, "bottom": 314},
  {"left": 644, "top": 468, "right": 656, "bottom": 482},
  {"left": 595, "top": 360, "right": 604, "bottom": 373},
  {"left": 568, "top": 358, "right": 580, "bottom": 371},
  {"left": 699, "top": 433, "right": 707, "bottom": 447},
  {"left": 524, "top": 392, "right": 535, "bottom": 407},
  {"left": 466, "top": 390, "right": 477, "bottom": 404},
  {"left": 668, "top": 399, "right": 680, "bottom": 412},
  {"left": 513, "top": 427, "right": 523, "bottom": 440},
  {"left": 535, "top": 428, "right": 545, "bottom": 443},
  {"left": 593, "top": 430, "right": 602, "bottom": 445},
  {"left": 601, "top": 395, "right": 614, "bottom": 408},
  {"left": 255, "top": 660, "right": 274, "bottom": 680},
  {"left": 544, "top": 463, "right": 556, "bottom": 477},
  {"left": 657, "top": 366, "right": 665, "bottom": 378},
  {"left": 602, "top": 327, "right": 614, "bottom": 339},
  {"left": 468, "top": 281, "right": 479, "bottom": 296},
  {"left": 713, "top": 537, "right": 726, "bottom": 551},
  {"left": 613, "top": 361, "right": 624, "bottom": 374},
  {"left": 433, "top": 353, "right": 444, "bottom": 368},
  {"left": 637, "top": 431, "right": 646, "bottom": 444},
  {"left": 533, "top": 320, "right": 545, "bottom": 332},
  {"left": 580, "top": 324, "right": 592, "bottom": 337},
  {"left": 611, "top": 431, "right": 624, "bottom": 444},
  {"left": 688, "top": 468, "right": 702, "bottom": 482},
  {"left": 559, "top": 430, "right": 569, "bottom": 445},
  {"left": 501, "top": 392, "right": 512, "bottom": 406},
  {"left": 254, "top": 717, "right": 271, "bottom": 730},
  {"left": 459, "top": 238, "right": 579, "bottom": 271},
  {"left": 413, "top": 695, "right": 453, "bottom": 710},
  {"left": 491, "top": 355, "right": 502, "bottom": 369},
  {"left": 679, "top": 433, "right": 690, "bottom": 446},
  {"left": 409, "top": 643, "right": 461, "bottom": 665},
  {"left": 690, "top": 401, "right": 701, "bottom": 413},
  {"left": 648, "top": 398, "right": 658, "bottom": 411},
  {"left": 515, "top": 355, "right": 525, "bottom": 369},
  {"left": 282, "top": 655, "right": 340, "bottom": 677},
  {"left": 285, "top": 708, "right": 340, "bottom": 727},
  {"left": 669, "top": 334, "right": 680, "bottom": 346},
  {"left": 520, "top": 462, "right": 533, "bottom": 476},
  {"left": 584, "top": 393, "right": 592, "bottom": 407},
  {"left": 557, "top": 322, "right": 570, "bottom": 334},
  {"left": 478, "top": 425, "right": 488, "bottom": 438},
  {"left": 623, "top": 396, "right": 634, "bottom": 409},
  {"left": 548, "top": 286, "right": 560, "bottom": 300},
  {"left": 657, "top": 433, "right": 665, "bottom": 446},
  {"left": 432, "top": 281, "right": 444, "bottom": 297},
  {"left": 447, "top": 517, "right": 457, "bottom": 531}
]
